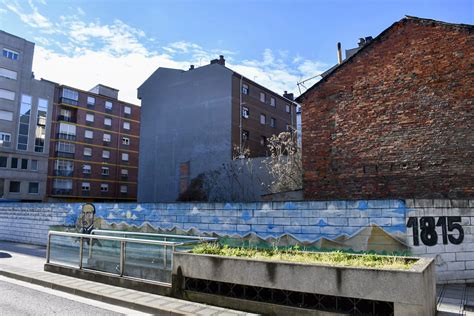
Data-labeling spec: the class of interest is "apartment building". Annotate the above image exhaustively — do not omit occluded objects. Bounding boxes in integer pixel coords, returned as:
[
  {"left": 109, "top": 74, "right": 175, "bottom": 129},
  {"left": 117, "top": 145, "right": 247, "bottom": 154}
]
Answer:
[
  {"left": 138, "top": 56, "right": 297, "bottom": 202},
  {"left": 47, "top": 84, "right": 140, "bottom": 201},
  {"left": 0, "top": 30, "right": 55, "bottom": 201}
]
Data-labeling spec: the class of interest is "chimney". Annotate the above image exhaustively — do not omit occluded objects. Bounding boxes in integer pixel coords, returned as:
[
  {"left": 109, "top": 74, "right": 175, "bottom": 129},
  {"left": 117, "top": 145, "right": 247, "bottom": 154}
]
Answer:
[
  {"left": 210, "top": 55, "right": 225, "bottom": 66},
  {"left": 358, "top": 38, "right": 366, "bottom": 47},
  {"left": 337, "top": 42, "right": 342, "bottom": 64},
  {"left": 189, "top": 65, "right": 195, "bottom": 70},
  {"left": 283, "top": 91, "right": 294, "bottom": 101}
]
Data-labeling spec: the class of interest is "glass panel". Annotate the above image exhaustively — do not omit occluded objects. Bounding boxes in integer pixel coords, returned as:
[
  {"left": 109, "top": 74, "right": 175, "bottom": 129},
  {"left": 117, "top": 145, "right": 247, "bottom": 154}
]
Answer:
[
  {"left": 49, "top": 235, "right": 81, "bottom": 268},
  {"left": 123, "top": 242, "right": 173, "bottom": 283},
  {"left": 82, "top": 238, "right": 121, "bottom": 275}
]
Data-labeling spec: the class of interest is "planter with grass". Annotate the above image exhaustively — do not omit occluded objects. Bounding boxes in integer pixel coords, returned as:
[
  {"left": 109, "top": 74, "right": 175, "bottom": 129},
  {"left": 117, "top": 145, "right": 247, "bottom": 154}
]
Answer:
[{"left": 172, "top": 244, "right": 436, "bottom": 316}]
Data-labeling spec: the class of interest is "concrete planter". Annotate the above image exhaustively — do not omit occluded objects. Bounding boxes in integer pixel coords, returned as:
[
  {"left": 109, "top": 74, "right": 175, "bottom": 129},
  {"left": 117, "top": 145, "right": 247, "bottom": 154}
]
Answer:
[{"left": 172, "top": 252, "right": 436, "bottom": 316}]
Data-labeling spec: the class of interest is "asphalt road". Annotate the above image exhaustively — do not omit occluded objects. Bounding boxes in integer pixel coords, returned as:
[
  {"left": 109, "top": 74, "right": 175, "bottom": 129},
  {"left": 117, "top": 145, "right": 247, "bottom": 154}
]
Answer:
[{"left": 0, "top": 276, "right": 149, "bottom": 316}]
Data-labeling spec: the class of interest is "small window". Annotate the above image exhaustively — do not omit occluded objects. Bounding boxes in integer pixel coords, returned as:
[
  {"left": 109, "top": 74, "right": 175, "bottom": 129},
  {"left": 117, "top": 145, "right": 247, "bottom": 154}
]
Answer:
[
  {"left": 124, "top": 106, "right": 131, "bottom": 115},
  {"left": 260, "top": 114, "right": 266, "bottom": 125},
  {"left": 260, "top": 92, "right": 266, "bottom": 103},
  {"left": 242, "top": 84, "right": 249, "bottom": 95},
  {"left": 101, "top": 167, "right": 109, "bottom": 176},
  {"left": 102, "top": 150, "right": 110, "bottom": 159},
  {"left": 28, "top": 182, "right": 39, "bottom": 194},
  {"left": 0, "top": 110, "right": 13, "bottom": 121},
  {"left": 105, "top": 101, "right": 113, "bottom": 110},
  {"left": 3, "top": 49, "right": 19, "bottom": 61},
  {"left": 84, "top": 147, "right": 92, "bottom": 156},
  {"left": 242, "top": 107, "right": 249, "bottom": 119},
  {"left": 103, "top": 133, "right": 111, "bottom": 142},
  {"left": 123, "top": 121, "right": 130, "bottom": 130},
  {"left": 286, "top": 104, "right": 291, "bottom": 113},
  {"left": 242, "top": 130, "right": 249, "bottom": 141},
  {"left": 31, "top": 160, "right": 38, "bottom": 171},
  {"left": 260, "top": 136, "right": 267, "bottom": 146},
  {"left": 104, "top": 117, "right": 112, "bottom": 126},
  {"left": 0, "top": 67, "right": 17, "bottom": 80},
  {"left": 270, "top": 97, "right": 275, "bottom": 107},
  {"left": 122, "top": 137, "right": 130, "bottom": 145},
  {"left": 11, "top": 157, "right": 18, "bottom": 169},
  {"left": 0, "top": 132, "right": 11, "bottom": 144},
  {"left": 9, "top": 181, "right": 20, "bottom": 193},
  {"left": 82, "top": 182, "right": 90, "bottom": 191},
  {"left": 21, "top": 159, "right": 28, "bottom": 170},
  {"left": 270, "top": 117, "right": 276, "bottom": 128},
  {"left": 82, "top": 164, "right": 91, "bottom": 174},
  {"left": 84, "top": 130, "right": 93, "bottom": 139},
  {"left": 120, "top": 185, "right": 128, "bottom": 193},
  {"left": 0, "top": 88, "right": 15, "bottom": 101},
  {"left": 100, "top": 183, "right": 109, "bottom": 192},
  {"left": 121, "top": 169, "right": 128, "bottom": 176},
  {"left": 86, "top": 113, "right": 94, "bottom": 122},
  {"left": 122, "top": 153, "right": 129, "bottom": 161},
  {"left": 87, "top": 96, "right": 95, "bottom": 105}
]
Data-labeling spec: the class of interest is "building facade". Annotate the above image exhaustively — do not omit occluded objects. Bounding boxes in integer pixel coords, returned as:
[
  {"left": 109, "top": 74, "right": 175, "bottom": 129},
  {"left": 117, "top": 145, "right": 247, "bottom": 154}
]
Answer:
[
  {"left": 297, "top": 16, "right": 473, "bottom": 200},
  {"left": 47, "top": 84, "right": 140, "bottom": 201},
  {"left": 138, "top": 56, "right": 297, "bottom": 202},
  {"left": 0, "top": 30, "right": 55, "bottom": 201}
]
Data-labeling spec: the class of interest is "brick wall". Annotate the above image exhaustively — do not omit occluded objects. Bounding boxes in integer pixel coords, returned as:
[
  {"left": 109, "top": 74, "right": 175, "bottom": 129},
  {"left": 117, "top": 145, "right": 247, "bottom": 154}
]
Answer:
[{"left": 300, "top": 17, "right": 474, "bottom": 199}]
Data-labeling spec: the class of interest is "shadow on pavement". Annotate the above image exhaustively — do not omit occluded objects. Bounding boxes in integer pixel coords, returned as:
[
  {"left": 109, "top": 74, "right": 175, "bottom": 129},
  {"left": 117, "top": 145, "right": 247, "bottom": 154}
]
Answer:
[
  {"left": 0, "top": 252, "right": 12, "bottom": 259},
  {"left": 0, "top": 241, "right": 46, "bottom": 258}
]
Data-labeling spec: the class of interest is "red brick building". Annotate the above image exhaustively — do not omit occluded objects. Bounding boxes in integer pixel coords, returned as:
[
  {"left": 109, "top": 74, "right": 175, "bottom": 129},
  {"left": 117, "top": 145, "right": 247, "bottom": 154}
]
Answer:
[
  {"left": 297, "top": 16, "right": 473, "bottom": 200},
  {"left": 47, "top": 84, "right": 139, "bottom": 201}
]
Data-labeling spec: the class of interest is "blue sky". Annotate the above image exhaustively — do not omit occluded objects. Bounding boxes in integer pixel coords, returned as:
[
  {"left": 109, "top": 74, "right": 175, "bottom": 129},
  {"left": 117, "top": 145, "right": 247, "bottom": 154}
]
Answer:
[{"left": 1, "top": 0, "right": 472, "bottom": 104}]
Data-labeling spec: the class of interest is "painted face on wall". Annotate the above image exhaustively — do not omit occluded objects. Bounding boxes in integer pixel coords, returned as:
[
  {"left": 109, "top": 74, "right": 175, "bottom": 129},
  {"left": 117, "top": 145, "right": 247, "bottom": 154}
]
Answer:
[{"left": 78, "top": 203, "right": 96, "bottom": 233}]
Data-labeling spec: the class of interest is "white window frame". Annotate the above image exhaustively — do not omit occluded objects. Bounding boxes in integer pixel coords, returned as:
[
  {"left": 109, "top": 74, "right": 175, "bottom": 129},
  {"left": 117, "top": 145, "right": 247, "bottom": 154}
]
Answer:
[
  {"left": 84, "top": 130, "right": 93, "bottom": 139},
  {"left": 260, "top": 114, "right": 266, "bottom": 125},
  {"left": 82, "top": 182, "right": 90, "bottom": 191},
  {"left": 86, "top": 113, "right": 94, "bottom": 122},
  {"left": 102, "top": 150, "right": 110, "bottom": 159},
  {"left": 124, "top": 106, "right": 131, "bottom": 115},
  {"left": 104, "top": 117, "right": 112, "bottom": 126},
  {"left": 100, "top": 183, "right": 109, "bottom": 192},
  {"left": 0, "top": 88, "right": 15, "bottom": 101},
  {"left": 242, "top": 84, "right": 249, "bottom": 95},
  {"left": 0, "top": 110, "right": 13, "bottom": 121},
  {"left": 87, "top": 96, "right": 95, "bottom": 105},
  {"left": 121, "top": 169, "right": 128, "bottom": 176},
  {"left": 0, "top": 67, "right": 17, "bottom": 80},
  {"left": 120, "top": 185, "right": 128, "bottom": 193},
  {"left": 103, "top": 133, "right": 111, "bottom": 142},
  {"left": 242, "top": 107, "right": 249, "bottom": 119},
  {"left": 83, "top": 147, "right": 92, "bottom": 156},
  {"left": 286, "top": 104, "right": 291, "bottom": 113},
  {"left": 101, "top": 166, "right": 109, "bottom": 176},
  {"left": 270, "top": 97, "right": 276, "bottom": 107},
  {"left": 82, "top": 164, "right": 91, "bottom": 174},
  {"left": 260, "top": 92, "right": 266, "bottom": 103},
  {"left": 3, "top": 48, "right": 19, "bottom": 60},
  {"left": 123, "top": 121, "right": 130, "bottom": 130},
  {"left": 105, "top": 101, "right": 113, "bottom": 110},
  {"left": 121, "top": 153, "right": 129, "bottom": 161},
  {"left": 122, "top": 137, "right": 130, "bottom": 145}
]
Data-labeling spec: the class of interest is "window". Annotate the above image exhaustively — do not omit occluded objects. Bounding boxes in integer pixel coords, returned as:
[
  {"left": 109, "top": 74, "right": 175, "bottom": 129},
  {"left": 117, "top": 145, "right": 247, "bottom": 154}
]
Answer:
[
  {"left": 11, "top": 157, "right": 18, "bottom": 169},
  {"left": 21, "top": 159, "right": 28, "bottom": 170},
  {"left": 105, "top": 101, "right": 113, "bottom": 110},
  {"left": 31, "top": 160, "right": 38, "bottom": 171},
  {"left": 242, "top": 107, "right": 249, "bottom": 119},
  {"left": 103, "top": 133, "right": 111, "bottom": 142},
  {"left": 242, "top": 130, "right": 249, "bottom": 141},
  {"left": 82, "top": 182, "right": 90, "bottom": 191},
  {"left": 104, "top": 117, "right": 112, "bottom": 126},
  {"left": 84, "top": 130, "right": 93, "bottom": 139},
  {"left": 101, "top": 167, "right": 109, "bottom": 176},
  {"left": 17, "top": 95, "right": 32, "bottom": 150},
  {"left": 52, "top": 179, "right": 72, "bottom": 189},
  {"left": 120, "top": 185, "right": 128, "bottom": 193},
  {"left": 0, "top": 110, "right": 13, "bottom": 121},
  {"left": 84, "top": 147, "right": 92, "bottom": 156},
  {"left": 34, "top": 98, "right": 48, "bottom": 152},
  {"left": 121, "top": 169, "right": 128, "bottom": 177},
  {"left": 102, "top": 150, "right": 110, "bottom": 159},
  {"left": 58, "top": 122, "right": 76, "bottom": 137},
  {"left": 0, "top": 67, "right": 17, "bottom": 80},
  {"left": 0, "top": 156, "right": 7, "bottom": 168},
  {"left": 260, "top": 92, "right": 266, "bottom": 103},
  {"left": 122, "top": 137, "right": 130, "bottom": 145},
  {"left": 286, "top": 104, "right": 291, "bottom": 113},
  {"left": 100, "top": 184, "right": 109, "bottom": 192},
  {"left": 9, "top": 181, "right": 20, "bottom": 193},
  {"left": 28, "top": 182, "right": 39, "bottom": 194},
  {"left": 270, "top": 97, "right": 276, "bottom": 107},
  {"left": 121, "top": 153, "right": 129, "bottom": 161},
  {"left": 86, "top": 113, "right": 94, "bottom": 122},
  {"left": 56, "top": 141, "right": 75, "bottom": 153},
  {"left": 54, "top": 159, "right": 73, "bottom": 175},
  {"left": 0, "top": 88, "right": 15, "bottom": 101},
  {"left": 0, "top": 132, "right": 11, "bottom": 146},
  {"left": 260, "top": 114, "right": 266, "bottom": 125},
  {"left": 270, "top": 117, "right": 276, "bottom": 128},
  {"left": 124, "top": 106, "right": 131, "bottom": 115},
  {"left": 242, "top": 84, "right": 249, "bottom": 95},
  {"left": 62, "top": 88, "right": 79, "bottom": 105},
  {"left": 3, "top": 49, "right": 19, "bottom": 60},
  {"left": 87, "top": 96, "right": 95, "bottom": 105},
  {"left": 260, "top": 136, "right": 267, "bottom": 146},
  {"left": 82, "top": 164, "right": 91, "bottom": 174},
  {"left": 123, "top": 121, "right": 130, "bottom": 130}
]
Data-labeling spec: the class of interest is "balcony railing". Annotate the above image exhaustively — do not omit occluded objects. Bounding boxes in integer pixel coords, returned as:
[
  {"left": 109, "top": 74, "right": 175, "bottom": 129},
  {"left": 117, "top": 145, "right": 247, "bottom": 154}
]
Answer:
[
  {"left": 55, "top": 151, "right": 75, "bottom": 159},
  {"left": 60, "top": 97, "right": 78, "bottom": 106},
  {"left": 54, "top": 170, "right": 74, "bottom": 177},
  {"left": 0, "top": 141, "right": 11, "bottom": 148},
  {"left": 52, "top": 188, "right": 73, "bottom": 195},
  {"left": 57, "top": 115, "right": 76, "bottom": 123},
  {"left": 57, "top": 133, "right": 76, "bottom": 141}
]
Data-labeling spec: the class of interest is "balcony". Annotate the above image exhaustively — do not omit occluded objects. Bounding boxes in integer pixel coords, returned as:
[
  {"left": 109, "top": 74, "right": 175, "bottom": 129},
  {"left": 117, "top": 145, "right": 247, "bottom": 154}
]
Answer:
[
  {"left": 57, "top": 133, "right": 76, "bottom": 141},
  {"left": 54, "top": 169, "right": 74, "bottom": 177},
  {"left": 60, "top": 97, "right": 78, "bottom": 106},
  {"left": 55, "top": 151, "right": 75, "bottom": 159},
  {"left": 57, "top": 115, "right": 76, "bottom": 123},
  {"left": 52, "top": 188, "right": 73, "bottom": 195},
  {"left": 0, "top": 141, "right": 11, "bottom": 148}
]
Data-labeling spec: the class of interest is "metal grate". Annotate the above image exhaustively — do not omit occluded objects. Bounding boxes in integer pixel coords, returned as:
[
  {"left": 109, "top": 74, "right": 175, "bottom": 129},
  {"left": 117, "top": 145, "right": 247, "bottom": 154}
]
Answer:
[{"left": 184, "top": 277, "right": 394, "bottom": 315}]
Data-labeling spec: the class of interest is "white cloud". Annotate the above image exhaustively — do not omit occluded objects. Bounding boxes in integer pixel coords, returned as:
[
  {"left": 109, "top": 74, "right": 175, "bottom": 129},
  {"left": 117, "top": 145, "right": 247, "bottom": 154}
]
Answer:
[
  {"left": 76, "top": 7, "right": 85, "bottom": 16},
  {"left": 5, "top": 0, "right": 55, "bottom": 33}
]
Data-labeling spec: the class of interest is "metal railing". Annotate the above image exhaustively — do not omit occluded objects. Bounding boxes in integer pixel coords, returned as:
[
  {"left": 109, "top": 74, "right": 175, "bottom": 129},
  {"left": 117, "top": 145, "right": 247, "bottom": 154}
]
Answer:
[{"left": 46, "top": 231, "right": 216, "bottom": 284}]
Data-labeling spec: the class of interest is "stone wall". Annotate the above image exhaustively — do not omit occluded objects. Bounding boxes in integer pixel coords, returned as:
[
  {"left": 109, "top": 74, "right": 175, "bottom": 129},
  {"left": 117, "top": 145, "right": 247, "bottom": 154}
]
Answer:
[
  {"left": 0, "top": 199, "right": 473, "bottom": 284},
  {"left": 299, "top": 17, "right": 474, "bottom": 200}
]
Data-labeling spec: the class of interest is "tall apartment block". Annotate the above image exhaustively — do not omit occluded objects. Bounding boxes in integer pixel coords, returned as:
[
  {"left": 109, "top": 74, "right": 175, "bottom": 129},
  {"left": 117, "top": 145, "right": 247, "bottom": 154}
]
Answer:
[
  {"left": 47, "top": 84, "right": 140, "bottom": 201},
  {"left": 138, "top": 56, "right": 297, "bottom": 202},
  {"left": 0, "top": 30, "right": 55, "bottom": 201}
]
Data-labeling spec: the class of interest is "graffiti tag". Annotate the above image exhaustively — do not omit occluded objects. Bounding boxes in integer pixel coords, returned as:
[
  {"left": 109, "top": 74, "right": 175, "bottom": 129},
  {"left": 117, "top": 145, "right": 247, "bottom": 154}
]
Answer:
[{"left": 407, "top": 216, "right": 464, "bottom": 246}]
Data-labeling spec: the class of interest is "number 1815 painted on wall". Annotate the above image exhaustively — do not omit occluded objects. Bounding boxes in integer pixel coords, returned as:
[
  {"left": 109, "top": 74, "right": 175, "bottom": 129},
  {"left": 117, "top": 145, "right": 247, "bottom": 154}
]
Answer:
[{"left": 406, "top": 216, "right": 464, "bottom": 246}]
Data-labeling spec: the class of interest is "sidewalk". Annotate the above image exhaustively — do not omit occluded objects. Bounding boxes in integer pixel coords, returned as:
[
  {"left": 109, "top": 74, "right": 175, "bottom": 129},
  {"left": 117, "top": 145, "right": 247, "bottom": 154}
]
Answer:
[{"left": 0, "top": 241, "right": 255, "bottom": 316}]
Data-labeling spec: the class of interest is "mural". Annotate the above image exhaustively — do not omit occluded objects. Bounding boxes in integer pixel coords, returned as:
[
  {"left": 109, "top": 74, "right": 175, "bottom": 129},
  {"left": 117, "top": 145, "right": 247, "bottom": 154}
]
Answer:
[{"left": 56, "top": 200, "right": 410, "bottom": 254}]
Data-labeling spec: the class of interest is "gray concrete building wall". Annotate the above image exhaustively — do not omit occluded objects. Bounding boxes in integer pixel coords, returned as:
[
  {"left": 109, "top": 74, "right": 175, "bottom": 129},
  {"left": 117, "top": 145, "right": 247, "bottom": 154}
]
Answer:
[
  {"left": 137, "top": 64, "right": 233, "bottom": 202},
  {"left": 0, "top": 30, "right": 55, "bottom": 200}
]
